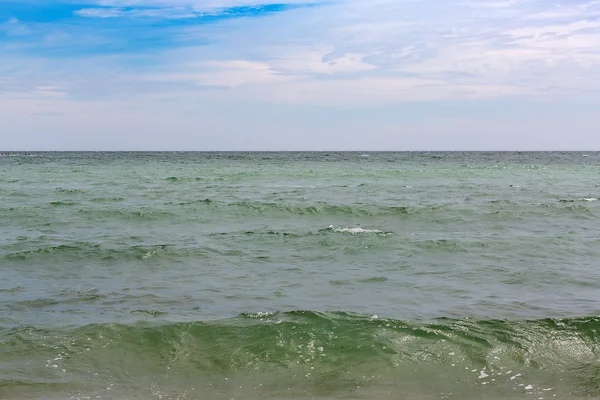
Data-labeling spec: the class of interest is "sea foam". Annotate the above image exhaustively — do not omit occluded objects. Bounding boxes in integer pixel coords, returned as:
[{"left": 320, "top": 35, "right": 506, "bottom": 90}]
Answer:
[{"left": 327, "top": 225, "right": 383, "bottom": 234}]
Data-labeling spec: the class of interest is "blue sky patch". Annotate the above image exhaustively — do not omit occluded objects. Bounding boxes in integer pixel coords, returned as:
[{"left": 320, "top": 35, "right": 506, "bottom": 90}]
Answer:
[{"left": 1, "top": 1, "right": 318, "bottom": 56}]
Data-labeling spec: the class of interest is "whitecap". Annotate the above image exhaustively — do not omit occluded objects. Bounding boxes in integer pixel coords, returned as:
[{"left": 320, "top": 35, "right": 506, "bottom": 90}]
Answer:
[
  {"left": 243, "top": 311, "right": 276, "bottom": 319},
  {"left": 328, "top": 225, "right": 383, "bottom": 234}
]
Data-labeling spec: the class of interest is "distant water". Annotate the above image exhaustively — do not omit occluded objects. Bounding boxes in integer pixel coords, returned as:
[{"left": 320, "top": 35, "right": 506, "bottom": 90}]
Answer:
[{"left": 2, "top": 152, "right": 600, "bottom": 399}]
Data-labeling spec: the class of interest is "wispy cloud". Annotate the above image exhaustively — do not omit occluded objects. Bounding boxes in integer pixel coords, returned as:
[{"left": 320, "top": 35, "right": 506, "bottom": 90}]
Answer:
[
  {"left": 0, "top": 17, "right": 33, "bottom": 36},
  {"left": 74, "top": 2, "right": 314, "bottom": 19}
]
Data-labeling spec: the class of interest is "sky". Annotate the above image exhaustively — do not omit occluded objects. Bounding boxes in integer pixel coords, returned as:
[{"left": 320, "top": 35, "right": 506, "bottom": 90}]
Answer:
[{"left": 1, "top": 0, "right": 600, "bottom": 150}]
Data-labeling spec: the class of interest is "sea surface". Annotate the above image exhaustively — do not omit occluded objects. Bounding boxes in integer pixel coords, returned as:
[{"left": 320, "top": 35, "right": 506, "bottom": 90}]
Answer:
[{"left": 2, "top": 151, "right": 600, "bottom": 400}]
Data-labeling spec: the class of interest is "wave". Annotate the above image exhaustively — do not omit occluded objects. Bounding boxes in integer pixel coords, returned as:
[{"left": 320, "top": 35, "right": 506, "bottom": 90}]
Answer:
[
  {"left": 3, "top": 223, "right": 397, "bottom": 262},
  {"left": 0, "top": 286, "right": 25, "bottom": 294},
  {"left": 560, "top": 198, "right": 599, "bottom": 203},
  {"left": 6, "top": 199, "right": 597, "bottom": 226},
  {"left": 3, "top": 242, "right": 242, "bottom": 262},
  {"left": 171, "top": 199, "right": 424, "bottom": 217},
  {"left": 320, "top": 225, "right": 390, "bottom": 234},
  {"left": 2, "top": 312, "right": 600, "bottom": 398},
  {"left": 165, "top": 198, "right": 600, "bottom": 219},
  {"left": 89, "top": 197, "right": 125, "bottom": 202},
  {"left": 54, "top": 188, "right": 84, "bottom": 194},
  {"left": 73, "top": 208, "right": 176, "bottom": 220},
  {"left": 49, "top": 201, "right": 79, "bottom": 206}
]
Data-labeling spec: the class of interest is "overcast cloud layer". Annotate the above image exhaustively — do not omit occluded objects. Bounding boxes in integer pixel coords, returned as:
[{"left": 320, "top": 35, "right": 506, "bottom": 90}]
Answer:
[{"left": 1, "top": 0, "right": 600, "bottom": 150}]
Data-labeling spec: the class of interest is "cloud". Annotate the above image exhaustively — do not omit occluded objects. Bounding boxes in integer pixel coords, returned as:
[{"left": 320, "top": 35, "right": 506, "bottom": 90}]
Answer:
[
  {"left": 0, "top": 17, "right": 33, "bottom": 36},
  {"left": 505, "top": 19, "right": 600, "bottom": 39},
  {"left": 2, "top": 0, "right": 600, "bottom": 149},
  {"left": 74, "top": 8, "right": 130, "bottom": 18},
  {"left": 74, "top": 2, "right": 317, "bottom": 20},
  {"left": 4, "top": 0, "right": 600, "bottom": 103},
  {"left": 149, "top": 60, "right": 292, "bottom": 88},
  {"left": 262, "top": 46, "right": 377, "bottom": 75},
  {"left": 460, "top": 0, "right": 523, "bottom": 8}
]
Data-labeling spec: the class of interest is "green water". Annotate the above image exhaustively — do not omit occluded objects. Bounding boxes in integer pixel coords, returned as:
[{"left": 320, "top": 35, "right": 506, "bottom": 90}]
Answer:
[{"left": 2, "top": 152, "right": 600, "bottom": 399}]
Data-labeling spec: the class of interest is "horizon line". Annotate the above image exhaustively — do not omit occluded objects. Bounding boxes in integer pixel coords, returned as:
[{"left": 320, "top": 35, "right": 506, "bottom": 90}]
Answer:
[{"left": 1, "top": 150, "right": 599, "bottom": 153}]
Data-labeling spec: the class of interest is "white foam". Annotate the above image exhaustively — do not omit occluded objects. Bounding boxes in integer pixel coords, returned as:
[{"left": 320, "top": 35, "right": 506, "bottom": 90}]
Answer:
[
  {"left": 329, "top": 225, "right": 383, "bottom": 234},
  {"left": 525, "top": 385, "right": 534, "bottom": 390},
  {"left": 583, "top": 198, "right": 598, "bottom": 202},
  {"left": 245, "top": 311, "right": 275, "bottom": 319}
]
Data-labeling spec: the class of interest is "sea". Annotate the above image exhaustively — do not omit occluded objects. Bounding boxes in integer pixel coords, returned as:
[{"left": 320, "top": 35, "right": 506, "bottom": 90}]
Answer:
[{"left": 1, "top": 151, "right": 600, "bottom": 400}]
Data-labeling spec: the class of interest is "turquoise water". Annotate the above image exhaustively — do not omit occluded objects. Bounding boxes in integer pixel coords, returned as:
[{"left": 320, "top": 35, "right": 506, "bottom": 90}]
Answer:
[{"left": 2, "top": 152, "right": 600, "bottom": 399}]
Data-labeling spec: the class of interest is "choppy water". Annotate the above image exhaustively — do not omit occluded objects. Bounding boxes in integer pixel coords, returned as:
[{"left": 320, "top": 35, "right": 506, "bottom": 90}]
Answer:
[{"left": 2, "top": 152, "right": 600, "bottom": 399}]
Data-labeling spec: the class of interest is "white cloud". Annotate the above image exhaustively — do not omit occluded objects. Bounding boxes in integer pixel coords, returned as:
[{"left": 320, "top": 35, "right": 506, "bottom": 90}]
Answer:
[
  {"left": 147, "top": 60, "right": 292, "bottom": 87},
  {"left": 93, "top": 0, "right": 316, "bottom": 12},
  {"left": 76, "top": 0, "right": 317, "bottom": 19},
  {"left": 142, "top": 54, "right": 533, "bottom": 105},
  {"left": 75, "top": 6, "right": 201, "bottom": 18},
  {"left": 524, "top": 1, "right": 600, "bottom": 19},
  {"left": 31, "top": 86, "right": 67, "bottom": 97},
  {"left": 75, "top": 8, "right": 126, "bottom": 18},
  {"left": 460, "top": 0, "right": 523, "bottom": 8},
  {"left": 505, "top": 19, "right": 600, "bottom": 39},
  {"left": 264, "top": 46, "right": 377, "bottom": 75},
  {"left": 1, "top": 17, "right": 33, "bottom": 36}
]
